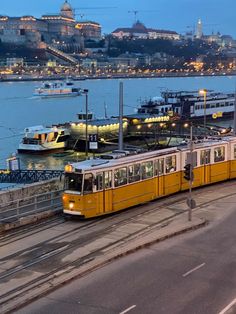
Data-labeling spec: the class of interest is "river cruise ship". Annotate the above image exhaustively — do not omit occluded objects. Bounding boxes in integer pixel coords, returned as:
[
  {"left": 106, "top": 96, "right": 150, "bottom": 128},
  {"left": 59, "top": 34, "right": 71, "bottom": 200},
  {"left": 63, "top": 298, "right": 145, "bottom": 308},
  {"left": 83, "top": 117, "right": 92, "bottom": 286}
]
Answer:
[
  {"left": 34, "top": 80, "right": 82, "bottom": 98},
  {"left": 139, "top": 90, "right": 235, "bottom": 121}
]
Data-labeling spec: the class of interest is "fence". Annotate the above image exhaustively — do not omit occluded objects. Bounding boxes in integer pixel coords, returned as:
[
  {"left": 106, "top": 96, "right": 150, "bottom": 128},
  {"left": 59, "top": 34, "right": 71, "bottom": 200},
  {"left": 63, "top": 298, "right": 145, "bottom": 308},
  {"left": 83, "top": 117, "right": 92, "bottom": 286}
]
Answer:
[{"left": 0, "top": 189, "right": 64, "bottom": 224}]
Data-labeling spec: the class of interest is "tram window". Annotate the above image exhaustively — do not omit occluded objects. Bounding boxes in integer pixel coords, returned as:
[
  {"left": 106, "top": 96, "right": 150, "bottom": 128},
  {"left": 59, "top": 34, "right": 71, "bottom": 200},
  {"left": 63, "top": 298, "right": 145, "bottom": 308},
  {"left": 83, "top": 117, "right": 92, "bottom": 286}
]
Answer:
[
  {"left": 128, "top": 165, "right": 140, "bottom": 183},
  {"left": 154, "top": 158, "right": 164, "bottom": 176},
  {"left": 214, "top": 146, "right": 225, "bottom": 162},
  {"left": 186, "top": 152, "right": 197, "bottom": 167},
  {"left": 84, "top": 173, "right": 93, "bottom": 194},
  {"left": 141, "top": 161, "right": 153, "bottom": 179},
  {"left": 166, "top": 155, "right": 176, "bottom": 173},
  {"left": 65, "top": 173, "right": 83, "bottom": 193},
  {"left": 96, "top": 173, "right": 103, "bottom": 191},
  {"left": 104, "top": 171, "right": 112, "bottom": 189},
  {"left": 114, "top": 167, "right": 127, "bottom": 187},
  {"left": 200, "top": 149, "right": 211, "bottom": 165},
  {"left": 234, "top": 145, "right": 236, "bottom": 159},
  {"left": 133, "top": 164, "right": 141, "bottom": 182}
]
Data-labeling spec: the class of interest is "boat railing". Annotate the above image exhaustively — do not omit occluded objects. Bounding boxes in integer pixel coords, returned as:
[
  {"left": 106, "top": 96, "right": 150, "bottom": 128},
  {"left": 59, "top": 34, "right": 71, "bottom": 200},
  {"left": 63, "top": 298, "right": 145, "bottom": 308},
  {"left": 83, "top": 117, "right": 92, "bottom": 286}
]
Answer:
[{"left": 22, "top": 138, "right": 42, "bottom": 145}]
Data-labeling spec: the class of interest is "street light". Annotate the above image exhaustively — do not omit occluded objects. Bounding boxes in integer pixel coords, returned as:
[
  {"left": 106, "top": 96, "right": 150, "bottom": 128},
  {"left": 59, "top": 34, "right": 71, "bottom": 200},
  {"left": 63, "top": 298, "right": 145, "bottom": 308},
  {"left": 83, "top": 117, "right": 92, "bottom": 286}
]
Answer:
[
  {"left": 199, "top": 89, "right": 207, "bottom": 137},
  {"left": 82, "top": 89, "right": 89, "bottom": 159}
]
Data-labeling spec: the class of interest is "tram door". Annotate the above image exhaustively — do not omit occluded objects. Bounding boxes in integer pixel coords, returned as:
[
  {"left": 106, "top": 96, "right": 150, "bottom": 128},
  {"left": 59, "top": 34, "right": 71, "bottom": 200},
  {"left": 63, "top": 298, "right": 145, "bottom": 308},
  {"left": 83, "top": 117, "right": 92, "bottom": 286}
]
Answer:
[
  {"left": 96, "top": 171, "right": 113, "bottom": 215},
  {"left": 155, "top": 158, "right": 165, "bottom": 197},
  {"left": 200, "top": 149, "right": 211, "bottom": 185}
]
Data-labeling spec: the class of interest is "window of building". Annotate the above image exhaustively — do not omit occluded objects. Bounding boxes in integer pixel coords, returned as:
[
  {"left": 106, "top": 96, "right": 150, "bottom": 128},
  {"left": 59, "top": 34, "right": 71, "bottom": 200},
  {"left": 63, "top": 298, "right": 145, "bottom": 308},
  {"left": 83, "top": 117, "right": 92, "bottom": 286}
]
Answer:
[
  {"left": 154, "top": 158, "right": 164, "bottom": 176},
  {"left": 141, "top": 161, "right": 153, "bottom": 179},
  {"left": 214, "top": 146, "right": 225, "bottom": 162},
  {"left": 200, "top": 149, "right": 211, "bottom": 165},
  {"left": 166, "top": 155, "right": 176, "bottom": 173},
  {"left": 114, "top": 167, "right": 127, "bottom": 187}
]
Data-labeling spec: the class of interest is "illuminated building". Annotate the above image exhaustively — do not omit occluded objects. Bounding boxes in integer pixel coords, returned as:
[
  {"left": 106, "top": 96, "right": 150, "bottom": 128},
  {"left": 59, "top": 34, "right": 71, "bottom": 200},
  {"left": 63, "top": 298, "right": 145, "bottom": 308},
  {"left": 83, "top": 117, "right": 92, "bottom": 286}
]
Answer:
[
  {"left": 75, "top": 21, "right": 101, "bottom": 41},
  {"left": 0, "top": 1, "right": 83, "bottom": 51},
  {"left": 112, "top": 21, "right": 180, "bottom": 41}
]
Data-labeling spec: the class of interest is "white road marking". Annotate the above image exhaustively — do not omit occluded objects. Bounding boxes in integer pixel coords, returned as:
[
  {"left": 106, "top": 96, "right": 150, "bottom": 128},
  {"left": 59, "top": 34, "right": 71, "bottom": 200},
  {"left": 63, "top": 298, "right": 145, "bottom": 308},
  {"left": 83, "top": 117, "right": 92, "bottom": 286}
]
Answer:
[
  {"left": 218, "top": 297, "right": 236, "bottom": 314},
  {"left": 120, "top": 305, "right": 136, "bottom": 314},
  {"left": 182, "top": 263, "right": 206, "bottom": 277}
]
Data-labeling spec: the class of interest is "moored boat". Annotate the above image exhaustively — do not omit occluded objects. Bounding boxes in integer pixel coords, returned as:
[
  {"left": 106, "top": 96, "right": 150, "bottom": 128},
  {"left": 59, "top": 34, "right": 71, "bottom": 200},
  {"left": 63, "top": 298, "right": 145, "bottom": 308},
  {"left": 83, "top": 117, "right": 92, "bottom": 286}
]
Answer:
[
  {"left": 33, "top": 80, "right": 82, "bottom": 98},
  {"left": 140, "top": 90, "right": 236, "bottom": 121},
  {"left": 18, "top": 125, "right": 70, "bottom": 154}
]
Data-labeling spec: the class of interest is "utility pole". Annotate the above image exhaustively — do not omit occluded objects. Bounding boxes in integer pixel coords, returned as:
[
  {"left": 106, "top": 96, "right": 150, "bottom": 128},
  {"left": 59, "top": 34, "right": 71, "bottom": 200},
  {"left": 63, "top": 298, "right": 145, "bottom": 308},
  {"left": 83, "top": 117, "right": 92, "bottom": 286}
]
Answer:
[
  {"left": 118, "top": 82, "right": 124, "bottom": 150},
  {"left": 83, "top": 89, "right": 89, "bottom": 159},
  {"left": 234, "top": 85, "right": 236, "bottom": 135},
  {"left": 188, "top": 124, "right": 194, "bottom": 221},
  {"left": 184, "top": 123, "right": 196, "bottom": 221}
]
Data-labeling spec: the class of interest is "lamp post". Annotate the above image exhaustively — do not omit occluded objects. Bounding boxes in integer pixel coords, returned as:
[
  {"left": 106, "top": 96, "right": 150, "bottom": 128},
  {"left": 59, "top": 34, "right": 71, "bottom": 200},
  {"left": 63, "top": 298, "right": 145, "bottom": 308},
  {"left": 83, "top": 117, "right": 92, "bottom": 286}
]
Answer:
[
  {"left": 199, "top": 89, "right": 207, "bottom": 137},
  {"left": 83, "top": 89, "right": 89, "bottom": 159}
]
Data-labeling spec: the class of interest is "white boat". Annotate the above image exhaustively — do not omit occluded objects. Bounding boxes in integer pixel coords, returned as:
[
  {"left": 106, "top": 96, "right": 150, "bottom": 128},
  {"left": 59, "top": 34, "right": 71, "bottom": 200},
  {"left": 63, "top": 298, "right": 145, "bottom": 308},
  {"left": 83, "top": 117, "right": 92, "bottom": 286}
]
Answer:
[
  {"left": 18, "top": 125, "right": 70, "bottom": 154},
  {"left": 34, "top": 80, "right": 82, "bottom": 98},
  {"left": 140, "top": 90, "right": 236, "bottom": 121}
]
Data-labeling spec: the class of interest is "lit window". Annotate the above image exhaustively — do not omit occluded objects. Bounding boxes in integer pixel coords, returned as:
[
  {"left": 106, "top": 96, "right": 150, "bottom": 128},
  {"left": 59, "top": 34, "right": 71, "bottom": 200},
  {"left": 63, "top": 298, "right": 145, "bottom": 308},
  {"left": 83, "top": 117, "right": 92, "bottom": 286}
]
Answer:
[
  {"left": 200, "top": 150, "right": 211, "bottom": 165},
  {"left": 214, "top": 147, "right": 225, "bottom": 162},
  {"left": 166, "top": 155, "right": 176, "bottom": 173}
]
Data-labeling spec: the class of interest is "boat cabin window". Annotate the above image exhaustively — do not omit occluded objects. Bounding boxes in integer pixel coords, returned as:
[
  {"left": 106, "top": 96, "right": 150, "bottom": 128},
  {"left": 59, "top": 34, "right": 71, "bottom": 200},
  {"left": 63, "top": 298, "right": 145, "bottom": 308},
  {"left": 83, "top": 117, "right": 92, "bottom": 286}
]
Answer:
[
  {"left": 128, "top": 164, "right": 141, "bottom": 183},
  {"left": 200, "top": 149, "right": 211, "bottom": 165},
  {"left": 166, "top": 155, "right": 176, "bottom": 173},
  {"left": 141, "top": 161, "right": 153, "bottom": 179},
  {"left": 114, "top": 167, "right": 127, "bottom": 187},
  {"left": 47, "top": 132, "right": 58, "bottom": 142},
  {"left": 83, "top": 173, "right": 93, "bottom": 194},
  {"left": 214, "top": 146, "right": 225, "bottom": 162},
  {"left": 65, "top": 173, "right": 83, "bottom": 193},
  {"left": 154, "top": 158, "right": 164, "bottom": 176}
]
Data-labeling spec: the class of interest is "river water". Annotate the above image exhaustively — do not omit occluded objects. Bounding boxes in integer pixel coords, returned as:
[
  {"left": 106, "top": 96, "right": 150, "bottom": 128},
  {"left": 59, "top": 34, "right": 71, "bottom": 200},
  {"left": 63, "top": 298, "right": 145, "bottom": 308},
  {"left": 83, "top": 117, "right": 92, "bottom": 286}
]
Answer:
[{"left": 0, "top": 75, "right": 235, "bottom": 171}]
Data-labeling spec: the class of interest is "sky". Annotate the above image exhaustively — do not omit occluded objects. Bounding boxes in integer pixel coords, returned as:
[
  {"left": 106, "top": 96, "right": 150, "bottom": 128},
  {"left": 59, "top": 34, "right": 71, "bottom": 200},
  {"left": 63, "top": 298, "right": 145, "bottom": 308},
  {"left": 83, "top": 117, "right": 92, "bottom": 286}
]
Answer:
[{"left": 1, "top": 0, "right": 236, "bottom": 38}]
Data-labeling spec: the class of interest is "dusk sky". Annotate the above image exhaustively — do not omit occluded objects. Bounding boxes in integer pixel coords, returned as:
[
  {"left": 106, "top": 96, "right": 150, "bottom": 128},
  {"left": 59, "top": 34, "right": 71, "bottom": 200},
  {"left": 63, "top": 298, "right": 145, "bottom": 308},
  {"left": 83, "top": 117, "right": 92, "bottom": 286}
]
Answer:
[{"left": 1, "top": 0, "right": 236, "bottom": 37}]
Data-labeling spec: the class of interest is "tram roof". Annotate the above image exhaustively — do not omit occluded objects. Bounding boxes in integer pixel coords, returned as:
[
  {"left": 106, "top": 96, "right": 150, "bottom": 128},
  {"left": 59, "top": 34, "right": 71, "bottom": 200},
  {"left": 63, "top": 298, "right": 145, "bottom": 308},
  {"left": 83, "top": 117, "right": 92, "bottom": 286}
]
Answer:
[{"left": 67, "top": 136, "right": 236, "bottom": 173}]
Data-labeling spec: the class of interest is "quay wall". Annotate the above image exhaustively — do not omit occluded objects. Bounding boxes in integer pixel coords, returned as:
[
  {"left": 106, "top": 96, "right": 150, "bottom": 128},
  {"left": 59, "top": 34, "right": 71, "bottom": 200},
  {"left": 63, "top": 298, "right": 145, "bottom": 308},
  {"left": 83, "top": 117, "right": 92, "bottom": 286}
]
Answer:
[{"left": 0, "top": 179, "right": 64, "bottom": 208}]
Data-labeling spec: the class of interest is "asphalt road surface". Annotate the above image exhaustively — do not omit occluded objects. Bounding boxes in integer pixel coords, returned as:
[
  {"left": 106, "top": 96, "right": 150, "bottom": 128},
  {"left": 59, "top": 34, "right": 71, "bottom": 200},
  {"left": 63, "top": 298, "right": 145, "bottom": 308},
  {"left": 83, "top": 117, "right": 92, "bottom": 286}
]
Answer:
[{"left": 16, "top": 192, "right": 236, "bottom": 314}]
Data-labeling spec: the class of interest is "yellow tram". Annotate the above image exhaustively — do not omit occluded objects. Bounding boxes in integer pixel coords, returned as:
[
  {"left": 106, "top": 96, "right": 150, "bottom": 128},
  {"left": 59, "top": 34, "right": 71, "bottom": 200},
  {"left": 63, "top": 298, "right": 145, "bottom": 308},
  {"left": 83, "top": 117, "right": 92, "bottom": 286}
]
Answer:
[{"left": 62, "top": 136, "right": 236, "bottom": 219}]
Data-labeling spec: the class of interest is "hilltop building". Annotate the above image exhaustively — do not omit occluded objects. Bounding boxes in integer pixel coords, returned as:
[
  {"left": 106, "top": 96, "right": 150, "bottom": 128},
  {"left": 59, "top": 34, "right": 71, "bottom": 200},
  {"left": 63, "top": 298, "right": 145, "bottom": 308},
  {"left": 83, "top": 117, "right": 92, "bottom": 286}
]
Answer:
[
  {"left": 112, "top": 21, "right": 180, "bottom": 41},
  {"left": 196, "top": 19, "right": 203, "bottom": 39},
  {"left": 75, "top": 21, "right": 101, "bottom": 41},
  {"left": 0, "top": 1, "right": 101, "bottom": 52}
]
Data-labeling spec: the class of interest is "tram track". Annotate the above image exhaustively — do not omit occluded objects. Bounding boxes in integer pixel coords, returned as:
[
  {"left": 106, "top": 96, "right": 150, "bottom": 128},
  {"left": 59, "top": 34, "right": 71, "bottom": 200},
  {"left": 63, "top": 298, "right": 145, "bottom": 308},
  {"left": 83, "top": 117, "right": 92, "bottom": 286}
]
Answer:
[
  {"left": 0, "top": 181, "right": 236, "bottom": 313},
  {"left": 0, "top": 205, "right": 190, "bottom": 312}
]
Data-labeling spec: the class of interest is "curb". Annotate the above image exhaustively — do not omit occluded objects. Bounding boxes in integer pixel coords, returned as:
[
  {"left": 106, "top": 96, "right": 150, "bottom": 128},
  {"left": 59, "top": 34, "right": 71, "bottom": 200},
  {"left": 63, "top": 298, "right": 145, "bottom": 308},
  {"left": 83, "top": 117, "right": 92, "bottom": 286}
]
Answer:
[{"left": 0, "top": 209, "right": 61, "bottom": 233}]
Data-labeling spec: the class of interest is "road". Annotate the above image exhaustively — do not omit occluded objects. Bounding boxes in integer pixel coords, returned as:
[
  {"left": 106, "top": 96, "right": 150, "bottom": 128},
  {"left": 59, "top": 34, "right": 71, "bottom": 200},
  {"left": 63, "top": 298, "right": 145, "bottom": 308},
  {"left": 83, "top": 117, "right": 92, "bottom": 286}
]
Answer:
[{"left": 16, "top": 189, "right": 236, "bottom": 314}]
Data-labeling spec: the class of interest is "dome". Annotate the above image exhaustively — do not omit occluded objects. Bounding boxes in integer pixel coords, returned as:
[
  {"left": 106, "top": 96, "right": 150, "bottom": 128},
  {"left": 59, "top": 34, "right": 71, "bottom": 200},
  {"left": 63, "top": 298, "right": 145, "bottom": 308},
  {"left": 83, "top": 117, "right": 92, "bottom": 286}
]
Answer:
[
  {"left": 60, "top": 1, "right": 74, "bottom": 18},
  {"left": 61, "top": 1, "right": 72, "bottom": 11}
]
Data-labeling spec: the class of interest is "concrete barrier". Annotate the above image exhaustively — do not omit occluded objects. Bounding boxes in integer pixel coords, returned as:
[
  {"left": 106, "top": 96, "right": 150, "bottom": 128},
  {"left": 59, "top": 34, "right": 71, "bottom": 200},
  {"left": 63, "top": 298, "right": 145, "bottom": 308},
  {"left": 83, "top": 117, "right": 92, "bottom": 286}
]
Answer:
[{"left": 0, "top": 178, "right": 63, "bottom": 208}]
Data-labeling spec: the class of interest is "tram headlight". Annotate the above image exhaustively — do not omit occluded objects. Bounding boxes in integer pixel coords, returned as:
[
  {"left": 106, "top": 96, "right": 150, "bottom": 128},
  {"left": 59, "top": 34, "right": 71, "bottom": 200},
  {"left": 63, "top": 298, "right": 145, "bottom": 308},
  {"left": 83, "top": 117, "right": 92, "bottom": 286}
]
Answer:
[{"left": 69, "top": 202, "right": 75, "bottom": 209}]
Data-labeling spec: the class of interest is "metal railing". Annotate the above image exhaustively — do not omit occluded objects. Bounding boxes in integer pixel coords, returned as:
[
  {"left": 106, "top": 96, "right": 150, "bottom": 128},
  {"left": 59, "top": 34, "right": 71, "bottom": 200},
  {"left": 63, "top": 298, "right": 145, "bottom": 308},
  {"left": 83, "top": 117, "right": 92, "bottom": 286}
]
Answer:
[
  {"left": 0, "top": 189, "right": 64, "bottom": 223},
  {"left": 0, "top": 170, "right": 64, "bottom": 183}
]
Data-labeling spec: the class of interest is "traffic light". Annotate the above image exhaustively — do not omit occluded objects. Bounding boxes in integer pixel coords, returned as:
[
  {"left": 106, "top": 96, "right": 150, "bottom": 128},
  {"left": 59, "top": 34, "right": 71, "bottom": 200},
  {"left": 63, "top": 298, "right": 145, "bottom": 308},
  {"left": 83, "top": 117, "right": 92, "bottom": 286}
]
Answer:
[{"left": 184, "top": 163, "right": 194, "bottom": 181}]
